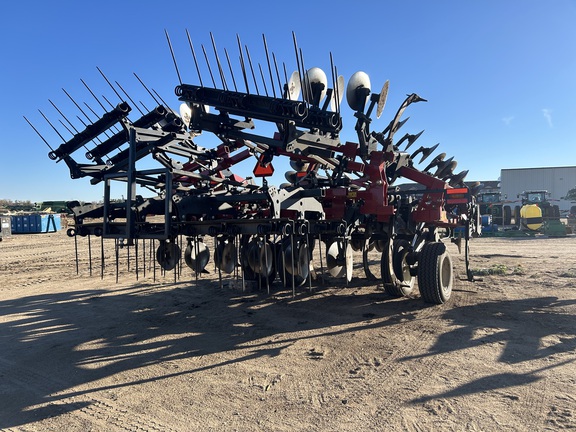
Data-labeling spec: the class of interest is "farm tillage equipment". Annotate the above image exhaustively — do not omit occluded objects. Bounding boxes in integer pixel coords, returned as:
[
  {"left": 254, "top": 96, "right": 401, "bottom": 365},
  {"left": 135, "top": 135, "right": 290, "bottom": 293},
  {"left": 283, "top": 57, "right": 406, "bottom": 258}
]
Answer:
[{"left": 26, "top": 32, "right": 481, "bottom": 304}]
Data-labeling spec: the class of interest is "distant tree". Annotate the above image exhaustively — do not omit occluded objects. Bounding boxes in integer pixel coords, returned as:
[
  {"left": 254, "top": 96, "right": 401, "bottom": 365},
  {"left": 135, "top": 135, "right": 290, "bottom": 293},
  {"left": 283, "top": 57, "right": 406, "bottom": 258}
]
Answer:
[
  {"left": 0, "top": 199, "right": 35, "bottom": 212},
  {"left": 564, "top": 187, "right": 576, "bottom": 201}
]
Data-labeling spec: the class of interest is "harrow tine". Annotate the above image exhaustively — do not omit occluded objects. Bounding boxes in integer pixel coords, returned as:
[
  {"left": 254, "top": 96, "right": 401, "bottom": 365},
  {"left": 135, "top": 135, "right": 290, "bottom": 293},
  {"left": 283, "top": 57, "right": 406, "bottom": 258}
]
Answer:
[
  {"left": 233, "top": 35, "right": 248, "bottom": 94},
  {"left": 224, "top": 48, "right": 238, "bottom": 92},
  {"left": 101, "top": 94, "right": 115, "bottom": 109},
  {"left": 290, "top": 232, "right": 296, "bottom": 297},
  {"left": 187, "top": 29, "right": 204, "bottom": 87},
  {"left": 38, "top": 109, "right": 67, "bottom": 150},
  {"left": 210, "top": 32, "right": 228, "bottom": 90},
  {"left": 49, "top": 99, "right": 80, "bottom": 135},
  {"left": 245, "top": 44, "right": 260, "bottom": 95},
  {"left": 100, "top": 235, "right": 105, "bottom": 280},
  {"left": 292, "top": 32, "right": 303, "bottom": 102},
  {"left": 134, "top": 73, "right": 161, "bottom": 106},
  {"left": 201, "top": 44, "right": 217, "bottom": 88},
  {"left": 299, "top": 48, "right": 313, "bottom": 107},
  {"left": 88, "top": 234, "right": 92, "bottom": 277},
  {"left": 153, "top": 239, "right": 156, "bottom": 283},
  {"left": 151, "top": 88, "right": 171, "bottom": 109},
  {"left": 97, "top": 67, "right": 125, "bottom": 103},
  {"left": 262, "top": 33, "right": 276, "bottom": 98},
  {"left": 75, "top": 116, "right": 103, "bottom": 144},
  {"left": 258, "top": 63, "right": 269, "bottom": 97},
  {"left": 115, "top": 239, "right": 119, "bottom": 284},
  {"left": 272, "top": 52, "right": 283, "bottom": 99},
  {"left": 83, "top": 102, "right": 114, "bottom": 137},
  {"left": 58, "top": 118, "right": 76, "bottom": 137},
  {"left": 115, "top": 80, "right": 144, "bottom": 115},
  {"left": 142, "top": 239, "right": 146, "bottom": 279},
  {"left": 165, "top": 29, "right": 182, "bottom": 85},
  {"left": 62, "top": 87, "right": 92, "bottom": 125},
  {"left": 329, "top": 52, "right": 337, "bottom": 111},
  {"left": 23, "top": 115, "right": 54, "bottom": 152},
  {"left": 265, "top": 236, "right": 271, "bottom": 294},
  {"left": 306, "top": 230, "right": 312, "bottom": 292},
  {"left": 81, "top": 78, "right": 107, "bottom": 112},
  {"left": 74, "top": 232, "right": 79, "bottom": 275}
]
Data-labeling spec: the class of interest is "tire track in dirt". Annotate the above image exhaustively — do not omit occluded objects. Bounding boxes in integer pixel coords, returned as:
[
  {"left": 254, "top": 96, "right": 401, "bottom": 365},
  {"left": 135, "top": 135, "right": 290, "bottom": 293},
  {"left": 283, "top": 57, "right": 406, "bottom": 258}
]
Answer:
[
  {"left": 343, "top": 319, "right": 452, "bottom": 428},
  {"left": 510, "top": 373, "right": 550, "bottom": 430},
  {"left": 264, "top": 285, "right": 473, "bottom": 430},
  {"left": 366, "top": 287, "right": 481, "bottom": 428},
  {"left": 318, "top": 285, "right": 477, "bottom": 430}
]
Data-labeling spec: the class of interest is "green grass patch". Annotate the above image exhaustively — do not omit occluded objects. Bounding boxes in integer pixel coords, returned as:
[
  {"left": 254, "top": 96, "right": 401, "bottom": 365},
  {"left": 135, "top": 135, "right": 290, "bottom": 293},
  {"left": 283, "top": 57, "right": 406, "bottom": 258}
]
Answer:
[
  {"left": 471, "top": 264, "right": 508, "bottom": 276},
  {"left": 511, "top": 265, "right": 525, "bottom": 275}
]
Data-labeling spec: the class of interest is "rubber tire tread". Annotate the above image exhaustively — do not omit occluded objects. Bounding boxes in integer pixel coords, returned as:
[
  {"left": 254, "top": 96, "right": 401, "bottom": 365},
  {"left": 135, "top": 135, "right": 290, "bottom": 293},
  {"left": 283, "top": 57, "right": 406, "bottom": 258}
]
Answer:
[{"left": 417, "top": 242, "right": 453, "bottom": 304}]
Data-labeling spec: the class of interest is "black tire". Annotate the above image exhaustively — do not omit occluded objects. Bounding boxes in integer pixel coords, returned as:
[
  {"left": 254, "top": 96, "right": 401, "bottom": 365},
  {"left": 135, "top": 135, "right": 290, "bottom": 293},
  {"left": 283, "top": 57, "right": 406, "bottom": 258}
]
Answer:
[
  {"left": 417, "top": 242, "right": 453, "bottom": 304},
  {"left": 553, "top": 205, "right": 560, "bottom": 218},
  {"left": 503, "top": 206, "right": 512, "bottom": 225},
  {"left": 382, "top": 239, "right": 416, "bottom": 297}
]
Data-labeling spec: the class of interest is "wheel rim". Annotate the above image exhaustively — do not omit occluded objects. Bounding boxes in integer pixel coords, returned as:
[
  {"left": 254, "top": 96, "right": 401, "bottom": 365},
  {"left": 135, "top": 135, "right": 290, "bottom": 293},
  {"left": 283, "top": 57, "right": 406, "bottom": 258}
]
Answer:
[
  {"left": 439, "top": 252, "right": 453, "bottom": 294},
  {"left": 399, "top": 250, "right": 412, "bottom": 282}
]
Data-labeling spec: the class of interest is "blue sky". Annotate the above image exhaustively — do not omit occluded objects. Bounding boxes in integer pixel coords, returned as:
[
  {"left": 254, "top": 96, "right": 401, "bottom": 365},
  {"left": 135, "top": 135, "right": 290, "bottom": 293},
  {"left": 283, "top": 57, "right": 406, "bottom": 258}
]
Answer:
[{"left": 1, "top": 1, "right": 575, "bottom": 203}]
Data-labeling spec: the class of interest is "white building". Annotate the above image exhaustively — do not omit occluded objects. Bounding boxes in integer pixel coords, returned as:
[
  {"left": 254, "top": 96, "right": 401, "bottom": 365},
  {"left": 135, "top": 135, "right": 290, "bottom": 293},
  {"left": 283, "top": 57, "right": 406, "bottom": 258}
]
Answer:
[{"left": 499, "top": 166, "right": 576, "bottom": 212}]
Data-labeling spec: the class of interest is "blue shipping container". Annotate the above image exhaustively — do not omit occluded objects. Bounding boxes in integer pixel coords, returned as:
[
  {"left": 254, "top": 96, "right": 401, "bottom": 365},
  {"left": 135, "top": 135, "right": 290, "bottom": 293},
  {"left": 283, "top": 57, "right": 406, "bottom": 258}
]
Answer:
[{"left": 11, "top": 214, "right": 61, "bottom": 234}]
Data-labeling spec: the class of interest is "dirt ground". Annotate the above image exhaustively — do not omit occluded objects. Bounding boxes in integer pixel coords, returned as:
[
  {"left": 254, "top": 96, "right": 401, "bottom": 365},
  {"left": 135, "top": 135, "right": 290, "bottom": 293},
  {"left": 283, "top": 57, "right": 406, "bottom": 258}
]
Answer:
[{"left": 0, "top": 230, "right": 575, "bottom": 431}]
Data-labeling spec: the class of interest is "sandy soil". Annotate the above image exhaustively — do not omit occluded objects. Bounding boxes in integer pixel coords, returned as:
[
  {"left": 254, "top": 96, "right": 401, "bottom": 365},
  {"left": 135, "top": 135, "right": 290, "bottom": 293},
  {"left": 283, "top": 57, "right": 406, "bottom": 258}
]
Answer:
[{"left": 0, "top": 230, "right": 575, "bottom": 431}]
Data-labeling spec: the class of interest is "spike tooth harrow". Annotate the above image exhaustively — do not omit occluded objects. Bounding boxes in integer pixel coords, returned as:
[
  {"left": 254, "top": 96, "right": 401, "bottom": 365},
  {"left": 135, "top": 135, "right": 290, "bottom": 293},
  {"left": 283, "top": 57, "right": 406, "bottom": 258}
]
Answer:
[{"left": 29, "top": 32, "right": 482, "bottom": 304}]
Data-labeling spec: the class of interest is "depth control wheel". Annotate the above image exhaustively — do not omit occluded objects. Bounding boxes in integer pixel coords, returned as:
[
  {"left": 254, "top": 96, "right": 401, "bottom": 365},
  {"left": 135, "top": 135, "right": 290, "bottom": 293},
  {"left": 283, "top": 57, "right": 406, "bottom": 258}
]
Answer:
[{"left": 417, "top": 242, "right": 453, "bottom": 304}]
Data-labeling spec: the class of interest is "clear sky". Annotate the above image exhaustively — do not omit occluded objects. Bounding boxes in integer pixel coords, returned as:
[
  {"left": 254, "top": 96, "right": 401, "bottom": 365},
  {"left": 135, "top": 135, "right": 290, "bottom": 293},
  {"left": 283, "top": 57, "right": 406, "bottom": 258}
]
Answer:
[{"left": 1, "top": 1, "right": 575, "bottom": 203}]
